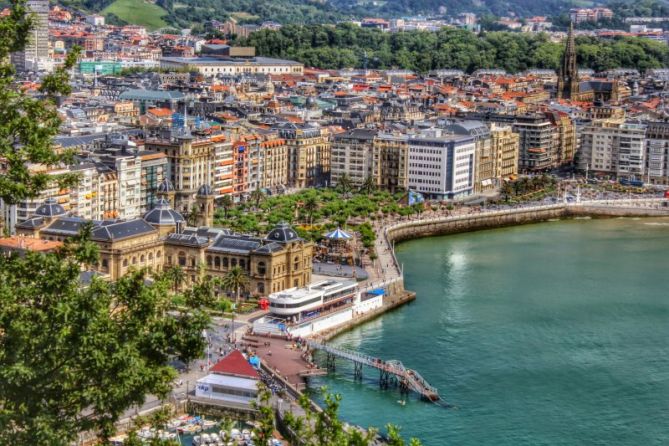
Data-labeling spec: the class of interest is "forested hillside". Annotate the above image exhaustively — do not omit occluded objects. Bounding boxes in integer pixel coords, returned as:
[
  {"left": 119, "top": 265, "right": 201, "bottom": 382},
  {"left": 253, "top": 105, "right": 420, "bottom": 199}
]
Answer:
[{"left": 240, "top": 24, "right": 669, "bottom": 73}]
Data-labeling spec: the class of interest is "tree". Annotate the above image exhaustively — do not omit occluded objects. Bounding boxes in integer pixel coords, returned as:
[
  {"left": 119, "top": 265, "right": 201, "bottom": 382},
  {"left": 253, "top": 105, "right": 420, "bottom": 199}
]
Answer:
[
  {"left": 222, "top": 265, "right": 250, "bottom": 308},
  {"left": 337, "top": 173, "right": 353, "bottom": 196},
  {"left": 0, "top": 1, "right": 81, "bottom": 208},
  {"left": 251, "top": 383, "right": 275, "bottom": 443},
  {"left": 219, "top": 194, "right": 234, "bottom": 218},
  {"left": 163, "top": 264, "right": 186, "bottom": 292},
  {"left": 303, "top": 195, "right": 319, "bottom": 226},
  {"left": 279, "top": 388, "right": 421, "bottom": 446},
  {"left": 359, "top": 176, "right": 376, "bottom": 196},
  {"left": 0, "top": 241, "right": 210, "bottom": 445},
  {"left": 250, "top": 187, "right": 266, "bottom": 209}
]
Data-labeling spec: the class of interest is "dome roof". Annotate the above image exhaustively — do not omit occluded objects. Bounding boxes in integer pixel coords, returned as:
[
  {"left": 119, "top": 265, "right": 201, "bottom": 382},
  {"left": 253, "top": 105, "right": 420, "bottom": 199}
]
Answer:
[
  {"left": 157, "top": 178, "right": 175, "bottom": 193},
  {"left": 197, "top": 184, "right": 214, "bottom": 196},
  {"left": 35, "top": 198, "right": 66, "bottom": 218},
  {"left": 143, "top": 198, "right": 185, "bottom": 226},
  {"left": 266, "top": 222, "right": 301, "bottom": 243}
]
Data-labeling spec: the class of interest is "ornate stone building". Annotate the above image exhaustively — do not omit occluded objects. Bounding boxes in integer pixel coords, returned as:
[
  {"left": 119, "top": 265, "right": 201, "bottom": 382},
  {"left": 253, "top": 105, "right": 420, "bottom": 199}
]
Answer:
[{"left": 15, "top": 197, "right": 313, "bottom": 296}]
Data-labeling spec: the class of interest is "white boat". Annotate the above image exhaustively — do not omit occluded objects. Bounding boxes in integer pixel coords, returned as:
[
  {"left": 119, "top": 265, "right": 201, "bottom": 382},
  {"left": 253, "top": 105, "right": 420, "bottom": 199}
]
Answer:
[
  {"left": 192, "top": 435, "right": 202, "bottom": 446},
  {"left": 230, "top": 428, "right": 241, "bottom": 440},
  {"left": 202, "top": 419, "right": 217, "bottom": 429},
  {"left": 201, "top": 433, "right": 212, "bottom": 444},
  {"left": 218, "top": 430, "right": 227, "bottom": 440},
  {"left": 210, "top": 433, "right": 221, "bottom": 443}
]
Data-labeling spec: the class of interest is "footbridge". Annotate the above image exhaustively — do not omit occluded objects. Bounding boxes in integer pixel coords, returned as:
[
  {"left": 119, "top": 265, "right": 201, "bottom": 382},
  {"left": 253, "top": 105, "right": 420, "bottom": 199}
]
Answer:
[{"left": 306, "top": 340, "right": 440, "bottom": 401}]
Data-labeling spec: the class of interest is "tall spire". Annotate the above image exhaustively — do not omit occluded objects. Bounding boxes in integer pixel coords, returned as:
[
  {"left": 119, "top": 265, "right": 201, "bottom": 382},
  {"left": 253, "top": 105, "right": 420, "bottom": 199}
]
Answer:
[{"left": 557, "top": 21, "right": 579, "bottom": 100}]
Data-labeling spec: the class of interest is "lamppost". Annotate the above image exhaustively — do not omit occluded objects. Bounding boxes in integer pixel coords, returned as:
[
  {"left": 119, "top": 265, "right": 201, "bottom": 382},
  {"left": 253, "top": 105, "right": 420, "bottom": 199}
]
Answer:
[{"left": 202, "top": 329, "right": 209, "bottom": 370}]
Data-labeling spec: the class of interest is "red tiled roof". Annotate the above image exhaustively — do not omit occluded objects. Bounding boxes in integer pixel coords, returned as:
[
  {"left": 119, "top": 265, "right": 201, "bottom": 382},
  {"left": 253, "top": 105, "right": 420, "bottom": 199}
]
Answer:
[{"left": 209, "top": 350, "right": 259, "bottom": 379}]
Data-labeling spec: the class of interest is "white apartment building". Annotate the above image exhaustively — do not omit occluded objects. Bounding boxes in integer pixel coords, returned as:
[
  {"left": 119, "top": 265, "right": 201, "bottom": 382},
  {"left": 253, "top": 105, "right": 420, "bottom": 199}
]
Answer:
[
  {"left": 407, "top": 129, "right": 476, "bottom": 200},
  {"left": 579, "top": 120, "right": 646, "bottom": 179}
]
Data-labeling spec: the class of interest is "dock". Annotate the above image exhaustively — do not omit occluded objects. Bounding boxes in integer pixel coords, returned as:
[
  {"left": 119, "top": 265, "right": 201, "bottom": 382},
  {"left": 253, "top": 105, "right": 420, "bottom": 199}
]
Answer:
[{"left": 306, "top": 340, "right": 440, "bottom": 402}]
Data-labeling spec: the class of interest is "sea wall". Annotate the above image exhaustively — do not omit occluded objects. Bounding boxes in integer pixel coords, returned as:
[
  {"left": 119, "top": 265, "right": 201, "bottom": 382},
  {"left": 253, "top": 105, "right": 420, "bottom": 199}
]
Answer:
[
  {"left": 385, "top": 204, "right": 568, "bottom": 244},
  {"left": 384, "top": 201, "right": 669, "bottom": 245}
]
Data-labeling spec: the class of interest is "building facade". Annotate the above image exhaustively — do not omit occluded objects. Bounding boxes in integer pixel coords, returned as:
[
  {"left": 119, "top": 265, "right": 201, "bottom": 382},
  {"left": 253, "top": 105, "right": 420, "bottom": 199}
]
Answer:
[{"left": 407, "top": 129, "right": 476, "bottom": 200}]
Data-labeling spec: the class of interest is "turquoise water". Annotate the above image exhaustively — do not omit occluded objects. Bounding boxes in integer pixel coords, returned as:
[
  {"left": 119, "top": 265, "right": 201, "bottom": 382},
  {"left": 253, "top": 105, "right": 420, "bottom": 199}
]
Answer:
[{"left": 309, "top": 218, "right": 669, "bottom": 445}]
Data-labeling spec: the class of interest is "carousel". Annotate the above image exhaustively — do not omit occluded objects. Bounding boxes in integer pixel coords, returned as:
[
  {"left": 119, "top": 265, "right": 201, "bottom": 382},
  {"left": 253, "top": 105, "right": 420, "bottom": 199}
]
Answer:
[{"left": 315, "top": 227, "right": 359, "bottom": 266}]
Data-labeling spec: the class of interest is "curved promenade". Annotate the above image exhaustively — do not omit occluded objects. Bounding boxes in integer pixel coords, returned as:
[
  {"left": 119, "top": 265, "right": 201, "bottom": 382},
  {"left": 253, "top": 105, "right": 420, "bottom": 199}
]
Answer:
[{"left": 371, "top": 198, "right": 669, "bottom": 289}]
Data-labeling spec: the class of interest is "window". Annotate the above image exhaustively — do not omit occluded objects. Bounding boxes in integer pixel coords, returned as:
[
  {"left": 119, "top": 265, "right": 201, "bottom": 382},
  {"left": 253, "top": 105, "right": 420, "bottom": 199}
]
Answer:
[
  {"left": 178, "top": 251, "right": 186, "bottom": 267},
  {"left": 258, "top": 262, "right": 266, "bottom": 275},
  {"left": 148, "top": 252, "right": 153, "bottom": 261},
  {"left": 257, "top": 282, "right": 265, "bottom": 294},
  {"left": 140, "top": 255, "right": 145, "bottom": 263},
  {"left": 223, "top": 257, "right": 228, "bottom": 268},
  {"left": 240, "top": 259, "right": 246, "bottom": 269},
  {"left": 207, "top": 255, "right": 212, "bottom": 267},
  {"left": 123, "top": 259, "right": 128, "bottom": 267},
  {"left": 102, "top": 258, "right": 108, "bottom": 269},
  {"left": 132, "top": 256, "right": 137, "bottom": 265},
  {"left": 231, "top": 258, "right": 237, "bottom": 267}
]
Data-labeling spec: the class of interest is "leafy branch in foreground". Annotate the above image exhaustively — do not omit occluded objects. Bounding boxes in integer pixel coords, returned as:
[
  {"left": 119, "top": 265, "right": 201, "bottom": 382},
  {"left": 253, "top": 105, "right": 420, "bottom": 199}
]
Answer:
[
  {"left": 0, "top": 0, "right": 81, "bottom": 206},
  {"left": 0, "top": 239, "right": 211, "bottom": 445}
]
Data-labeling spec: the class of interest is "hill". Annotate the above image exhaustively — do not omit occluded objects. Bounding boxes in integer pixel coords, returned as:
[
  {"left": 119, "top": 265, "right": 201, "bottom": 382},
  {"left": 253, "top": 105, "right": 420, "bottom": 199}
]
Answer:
[{"left": 101, "top": 0, "right": 168, "bottom": 30}]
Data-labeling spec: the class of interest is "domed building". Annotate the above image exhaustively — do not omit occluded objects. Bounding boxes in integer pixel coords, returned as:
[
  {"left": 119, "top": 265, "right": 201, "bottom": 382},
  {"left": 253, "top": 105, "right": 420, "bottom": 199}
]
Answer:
[
  {"left": 35, "top": 198, "right": 67, "bottom": 220},
  {"left": 14, "top": 198, "right": 313, "bottom": 296},
  {"left": 143, "top": 198, "right": 186, "bottom": 236}
]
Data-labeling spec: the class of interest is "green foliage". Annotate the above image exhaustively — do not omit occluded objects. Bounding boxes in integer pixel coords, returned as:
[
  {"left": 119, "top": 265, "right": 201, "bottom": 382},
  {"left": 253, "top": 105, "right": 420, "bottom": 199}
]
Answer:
[
  {"left": 101, "top": 0, "right": 168, "bottom": 30},
  {"left": 357, "top": 222, "right": 376, "bottom": 248},
  {"left": 214, "top": 188, "right": 401, "bottom": 242},
  {"left": 282, "top": 387, "right": 421, "bottom": 446},
  {"left": 0, "top": 2, "right": 81, "bottom": 206},
  {"left": 0, "top": 241, "right": 210, "bottom": 444},
  {"left": 239, "top": 24, "right": 669, "bottom": 73},
  {"left": 221, "top": 265, "right": 249, "bottom": 306}
]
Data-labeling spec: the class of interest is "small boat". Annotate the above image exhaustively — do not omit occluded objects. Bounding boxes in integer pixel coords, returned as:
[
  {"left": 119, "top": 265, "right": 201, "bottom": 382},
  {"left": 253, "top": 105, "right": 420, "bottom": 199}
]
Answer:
[
  {"left": 201, "top": 433, "right": 212, "bottom": 444},
  {"left": 230, "top": 428, "right": 241, "bottom": 440},
  {"left": 210, "top": 433, "right": 221, "bottom": 443},
  {"left": 397, "top": 399, "right": 406, "bottom": 406},
  {"left": 202, "top": 419, "right": 217, "bottom": 429}
]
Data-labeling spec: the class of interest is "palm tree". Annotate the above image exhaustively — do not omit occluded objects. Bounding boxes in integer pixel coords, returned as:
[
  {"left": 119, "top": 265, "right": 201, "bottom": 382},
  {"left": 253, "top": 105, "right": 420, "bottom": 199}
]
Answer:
[
  {"left": 219, "top": 194, "right": 234, "bottom": 218},
  {"left": 250, "top": 187, "right": 265, "bottom": 209},
  {"left": 337, "top": 173, "right": 353, "bottom": 197},
  {"left": 163, "top": 265, "right": 186, "bottom": 293},
  {"left": 359, "top": 176, "right": 376, "bottom": 196},
  {"left": 222, "top": 266, "right": 250, "bottom": 309},
  {"left": 302, "top": 195, "right": 319, "bottom": 226}
]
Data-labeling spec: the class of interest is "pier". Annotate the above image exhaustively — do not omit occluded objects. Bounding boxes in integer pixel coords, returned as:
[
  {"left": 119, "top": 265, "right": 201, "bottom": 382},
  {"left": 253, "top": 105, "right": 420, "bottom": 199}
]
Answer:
[{"left": 306, "top": 340, "right": 440, "bottom": 402}]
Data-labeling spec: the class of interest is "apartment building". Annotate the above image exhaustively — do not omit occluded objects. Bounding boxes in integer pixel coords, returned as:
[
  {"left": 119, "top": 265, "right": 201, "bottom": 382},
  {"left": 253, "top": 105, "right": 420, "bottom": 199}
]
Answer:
[
  {"left": 407, "top": 129, "right": 476, "bottom": 200},
  {"left": 277, "top": 123, "right": 330, "bottom": 189},
  {"left": 578, "top": 120, "right": 646, "bottom": 179},
  {"left": 331, "top": 129, "right": 409, "bottom": 193}
]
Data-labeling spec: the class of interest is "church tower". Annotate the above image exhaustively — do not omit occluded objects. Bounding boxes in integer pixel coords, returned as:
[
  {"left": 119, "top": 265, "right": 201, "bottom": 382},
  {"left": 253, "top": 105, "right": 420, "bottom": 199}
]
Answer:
[{"left": 557, "top": 22, "right": 579, "bottom": 100}]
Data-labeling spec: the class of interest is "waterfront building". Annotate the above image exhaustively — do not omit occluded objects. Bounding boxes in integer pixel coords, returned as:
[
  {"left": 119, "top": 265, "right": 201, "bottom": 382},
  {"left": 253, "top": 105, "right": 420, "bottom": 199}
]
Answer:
[
  {"left": 331, "top": 129, "right": 377, "bottom": 189},
  {"left": 645, "top": 121, "right": 669, "bottom": 185},
  {"left": 253, "top": 279, "right": 384, "bottom": 337},
  {"left": 443, "top": 120, "right": 494, "bottom": 193},
  {"left": 196, "top": 350, "right": 260, "bottom": 405},
  {"left": 491, "top": 124, "right": 520, "bottom": 181},
  {"left": 407, "top": 128, "right": 476, "bottom": 200},
  {"left": 331, "top": 129, "right": 410, "bottom": 193},
  {"left": 578, "top": 120, "right": 646, "bottom": 179}
]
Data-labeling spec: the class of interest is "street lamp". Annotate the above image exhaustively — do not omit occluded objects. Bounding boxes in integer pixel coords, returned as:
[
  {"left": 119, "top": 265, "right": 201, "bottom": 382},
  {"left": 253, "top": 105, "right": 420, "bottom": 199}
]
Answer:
[{"left": 202, "top": 329, "right": 209, "bottom": 369}]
